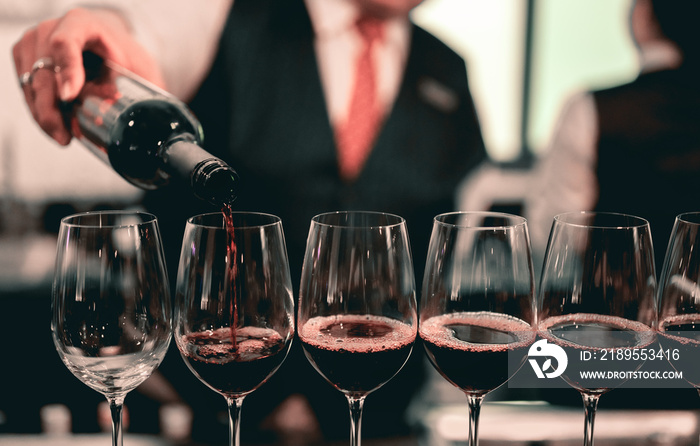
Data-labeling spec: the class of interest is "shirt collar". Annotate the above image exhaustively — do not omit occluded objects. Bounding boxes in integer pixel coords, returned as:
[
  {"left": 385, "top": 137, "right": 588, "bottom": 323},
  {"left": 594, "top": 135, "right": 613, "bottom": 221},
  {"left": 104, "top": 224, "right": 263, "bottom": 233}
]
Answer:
[
  {"left": 305, "top": 0, "right": 356, "bottom": 37},
  {"left": 305, "top": 0, "right": 410, "bottom": 43}
]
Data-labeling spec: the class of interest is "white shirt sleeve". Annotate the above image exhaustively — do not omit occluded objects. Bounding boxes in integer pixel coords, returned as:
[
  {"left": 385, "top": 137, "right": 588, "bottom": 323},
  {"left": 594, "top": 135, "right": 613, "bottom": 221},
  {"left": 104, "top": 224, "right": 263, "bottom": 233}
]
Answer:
[
  {"left": 524, "top": 91, "right": 600, "bottom": 258},
  {"left": 116, "top": 0, "right": 233, "bottom": 101}
]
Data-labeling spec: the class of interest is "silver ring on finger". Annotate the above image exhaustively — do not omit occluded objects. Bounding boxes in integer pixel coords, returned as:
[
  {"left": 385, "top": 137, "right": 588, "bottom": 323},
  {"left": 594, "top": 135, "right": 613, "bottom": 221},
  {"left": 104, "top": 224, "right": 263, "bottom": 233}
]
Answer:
[
  {"left": 31, "top": 56, "right": 60, "bottom": 74},
  {"left": 20, "top": 57, "right": 61, "bottom": 89},
  {"left": 19, "top": 71, "right": 33, "bottom": 88}
]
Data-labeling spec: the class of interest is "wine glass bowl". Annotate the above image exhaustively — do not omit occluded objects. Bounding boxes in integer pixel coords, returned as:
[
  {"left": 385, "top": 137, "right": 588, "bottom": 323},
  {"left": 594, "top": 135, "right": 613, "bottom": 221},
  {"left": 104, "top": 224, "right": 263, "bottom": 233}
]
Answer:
[
  {"left": 537, "top": 211, "right": 657, "bottom": 445},
  {"left": 419, "top": 211, "right": 536, "bottom": 446},
  {"left": 52, "top": 211, "right": 172, "bottom": 446},
  {"left": 174, "top": 212, "right": 294, "bottom": 446},
  {"left": 297, "top": 211, "right": 417, "bottom": 446},
  {"left": 657, "top": 212, "right": 700, "bottom": 390}
]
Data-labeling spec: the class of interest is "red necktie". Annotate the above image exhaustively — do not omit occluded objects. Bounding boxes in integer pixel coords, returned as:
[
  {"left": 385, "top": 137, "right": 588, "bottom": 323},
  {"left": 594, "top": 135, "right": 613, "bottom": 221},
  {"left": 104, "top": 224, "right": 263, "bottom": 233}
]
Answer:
[{"left": 336, "top": 15, "right": 385, "bottom": 181}]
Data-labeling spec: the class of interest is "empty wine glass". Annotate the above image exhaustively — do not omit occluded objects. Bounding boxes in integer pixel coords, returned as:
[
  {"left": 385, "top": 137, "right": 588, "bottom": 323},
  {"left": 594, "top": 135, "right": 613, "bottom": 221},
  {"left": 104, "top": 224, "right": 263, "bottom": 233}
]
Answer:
[
  {"left": 174, "top": 212, "right": 294, "bottom": 446},
  {"left": 658, "top": 212, "right": 700, "bottom": 392},
  {"left": 52, "top": 211, "right": 172, "bottom": 446},
  {"left": 420, "top": 211, "right": 536, "bottom": 446},
  {"left": 297, "top": 211, "right": 417, "bottom": 446},
  {"left": 538, "top": 212, "right": 657, "bottom": 446}
]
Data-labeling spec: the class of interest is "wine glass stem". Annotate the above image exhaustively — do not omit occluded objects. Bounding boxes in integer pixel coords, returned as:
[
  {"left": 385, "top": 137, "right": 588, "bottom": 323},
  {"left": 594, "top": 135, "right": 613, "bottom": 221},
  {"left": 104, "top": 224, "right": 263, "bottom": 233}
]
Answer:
[
  {"left": 582, "top": 393, "right": 600, "bottom": 446},
  {"left": 108, "top": 396, "right": 125, "bottom": 446},
  {"left": 226, "top": 396, "right": 245, "bottom": 446},
  {"left": 347, "top": 395, "right": 366, "bottom": 446},
  {"left": 466, "top": 394, "right": 483, "bottom": 446}
]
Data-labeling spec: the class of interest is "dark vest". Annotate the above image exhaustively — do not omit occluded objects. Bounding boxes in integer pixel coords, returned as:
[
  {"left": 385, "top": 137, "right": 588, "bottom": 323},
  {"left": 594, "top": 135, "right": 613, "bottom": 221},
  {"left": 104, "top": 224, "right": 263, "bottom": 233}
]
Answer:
[{"left": 594, "top": 68, "right": 700, "bottom": 268}]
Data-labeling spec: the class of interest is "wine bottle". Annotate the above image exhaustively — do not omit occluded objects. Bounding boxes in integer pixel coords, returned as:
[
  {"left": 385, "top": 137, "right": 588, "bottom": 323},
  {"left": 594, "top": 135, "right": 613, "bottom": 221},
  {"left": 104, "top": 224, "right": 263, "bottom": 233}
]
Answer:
[{"left": 61, "top": 52, "right": 239, "bottom": 207}]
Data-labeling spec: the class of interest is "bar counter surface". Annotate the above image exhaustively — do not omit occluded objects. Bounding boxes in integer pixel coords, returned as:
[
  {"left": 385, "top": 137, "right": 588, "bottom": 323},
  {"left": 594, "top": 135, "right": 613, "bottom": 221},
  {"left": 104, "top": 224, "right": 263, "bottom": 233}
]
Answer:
[{"left": 0, "top": 402, "right": 697, "bottom": 446}]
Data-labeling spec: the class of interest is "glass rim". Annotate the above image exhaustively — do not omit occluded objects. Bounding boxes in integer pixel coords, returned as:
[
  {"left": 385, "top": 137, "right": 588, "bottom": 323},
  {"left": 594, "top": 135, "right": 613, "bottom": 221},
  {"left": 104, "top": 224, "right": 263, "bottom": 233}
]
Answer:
[
  {"left": 187, "top": 211, "right": 282, "bottom": 229},
  {"left": 60, "top": 210, "right": 158, "bottom": 228},
  {"left": 553, "top": 211, "right": 649, "bottom": 229},
  {"left": 311, "top": 210, "right": 405, "bottom": 228},
  {"left": 434, "top": 211, "right": 527, "bottom": 229},
  {"left": 676, "top": 212, "right": 700, "bottom": 225}
]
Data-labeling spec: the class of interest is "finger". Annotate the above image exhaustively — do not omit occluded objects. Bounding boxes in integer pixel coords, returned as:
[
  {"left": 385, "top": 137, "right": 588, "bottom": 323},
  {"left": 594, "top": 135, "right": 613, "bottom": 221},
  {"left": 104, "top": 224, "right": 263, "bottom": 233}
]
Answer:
[
  {"left": 48, "top": 8, "right": 104, "bottom": 102},
  {"left": 13, "top": 24, "right": 69, "bottom": 144},
  {"left": 12, "top": 27, "right": 40, "bottom": 109},
  {"left": 53, "top": 46, "right": 86, "bottom": 103},
  {"left": 50, "top": 38, "right": 86, "bottom": 103},
  {"left": 29, "top": 19, "right": 73, "bottom": 145},
  {"left": 31, "top": 67, "right": 71, "bottom": 145},
  {"left": 12, "top": 30, "right": 32, "bottom": 77}
]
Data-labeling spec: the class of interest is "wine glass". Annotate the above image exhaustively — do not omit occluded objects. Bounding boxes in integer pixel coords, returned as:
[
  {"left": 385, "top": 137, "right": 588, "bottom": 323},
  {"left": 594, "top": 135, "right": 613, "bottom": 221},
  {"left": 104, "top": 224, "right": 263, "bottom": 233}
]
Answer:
[
  {"left": 538, "top": 211, "right": 657, "bottom": 446},
  {"left": 52, "top": 211, "right": 172, "bottom": 446},
  {"left": 297, "top": 211, "right": 417, "bottom": 446},
  {"left": 420, "top": 211, "right": 536, "bottom": 446},
  {"left": 657, "top": 212, "right": 700, "bottom": 392},
  {"left": 174, "top": 212, "right": 294, "bottom": 446}
]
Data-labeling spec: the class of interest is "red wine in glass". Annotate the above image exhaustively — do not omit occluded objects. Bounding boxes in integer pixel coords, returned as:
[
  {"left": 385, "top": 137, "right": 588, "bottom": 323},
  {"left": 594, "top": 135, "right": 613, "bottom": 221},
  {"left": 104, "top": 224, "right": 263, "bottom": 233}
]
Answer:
[
  {"left": 299, "top": 314, "right": 415, "bottom": 394},
  {"left": 419, "top": 211, "right": 536, "bottom": 446},
  {"left": 297, "top": 211, "right": 417, "bottom": 446},
  {"left": 659, "top": 314, "right": 700, "bottom": 387},
  {"left": 538, "top": 313, "right": 655, "bottom": 393},
  {"left": 420, "top": 310, "right": 535, "bottom": 394},
  {"left": 175, "top": 212, "right": 294, "bottom": 446},
  {"left": 537, "top": 212, "right": 656, "bottom": 446},
  {"left": 176, "top": 207, "right": 287, "bottom": 397},
  {"left": 180, "top": 326, "right": 289, "bottom": 395},
  {"left": 657, "top": 213, "right": 700, "bottom": 392}
]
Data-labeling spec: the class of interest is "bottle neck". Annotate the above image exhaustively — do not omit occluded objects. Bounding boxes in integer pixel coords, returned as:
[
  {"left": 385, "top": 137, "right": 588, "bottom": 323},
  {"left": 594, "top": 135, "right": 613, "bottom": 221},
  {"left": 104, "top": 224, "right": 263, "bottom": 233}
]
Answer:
[
  {"left": 161, "top": 136, "right": 210, "bottom": 180},
  {"left": 163, "top": 138, "right": 239, "bottom": 207},
  {"left": 191, "top": 159, "right": 240, "bottom": 208}
]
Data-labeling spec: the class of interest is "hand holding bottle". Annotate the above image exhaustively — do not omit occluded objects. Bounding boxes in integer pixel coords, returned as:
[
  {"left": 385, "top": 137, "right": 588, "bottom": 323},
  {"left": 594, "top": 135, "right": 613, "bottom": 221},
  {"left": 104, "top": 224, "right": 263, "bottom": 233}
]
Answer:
[
  {"left": 13, "top": 9, "right": 238, "bottom": 207},
  {"left": 12, "top": 7, "right": 165, "bottom": 145}
]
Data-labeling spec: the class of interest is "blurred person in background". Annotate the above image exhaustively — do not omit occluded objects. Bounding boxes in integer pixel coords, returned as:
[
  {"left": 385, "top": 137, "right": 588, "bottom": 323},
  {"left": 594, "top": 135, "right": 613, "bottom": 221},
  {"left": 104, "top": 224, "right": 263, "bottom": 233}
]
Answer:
[
  {"left": 526, "top": 0, "right": 700, "bottom": 268},
  {"left": 526, "top": 0, "right": 700, "bottom": 410},
  {"left": 12, "top": 0, "right": 487, "bottom": 443}
]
